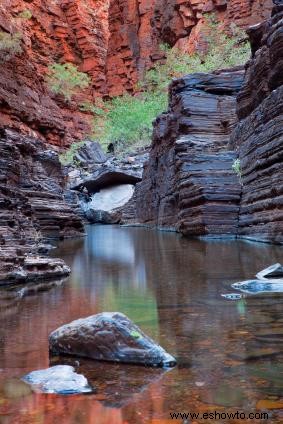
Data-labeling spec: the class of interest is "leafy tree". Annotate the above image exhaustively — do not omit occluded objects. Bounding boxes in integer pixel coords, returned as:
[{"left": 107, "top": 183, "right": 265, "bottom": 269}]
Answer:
[
  {"left": 46, "top": 63, "right": 91, "bottom": 101},
  {"left": 0, "top": 31, "right": 22, "bottom": 63}
]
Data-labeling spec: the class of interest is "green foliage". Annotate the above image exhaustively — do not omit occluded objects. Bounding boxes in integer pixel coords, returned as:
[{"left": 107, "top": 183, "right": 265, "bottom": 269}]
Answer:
[
  {"left": 0, "top": 31, "right": 22, "bottom": 63},
  {"left": 92, "top": 92, "right": 167, "bottom": 152},
  {"left": 59, "top": 141, "right": 86, "bottom": 165},
  {"left": 232, "top": 158, "right": 242, "bottom": 177},
  {"left": 140, "top": 17, "right": 250, "bottom": 94},
  {"left": 46, "top": 63, "right": 91, "bottom": 101},
  {"left": 17, "top": 10, "right": 33, "bottom": 20},
  {"left": 89, "top": 16, "right": 250, "bottom": 154},
  {"left": 79, "top": 101, "right": 105, "bottom": 115}
]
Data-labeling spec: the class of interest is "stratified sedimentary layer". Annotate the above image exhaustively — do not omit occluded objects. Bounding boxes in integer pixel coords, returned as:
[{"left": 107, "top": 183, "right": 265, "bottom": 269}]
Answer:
[
  {"left": 106, "top": 0, "right": 272, "bottom": 96},
  {"left": 0, "top": 0, "right": 109, "bottom": 147},
  {"left": 134, "top": 70, "right": 244, "bottom": 236},
  {"left": 230, "top": 5, "right": 283, "bottom": 244},
  {"left": 0, "top": 130, "right": 84, "bottom": 283}
]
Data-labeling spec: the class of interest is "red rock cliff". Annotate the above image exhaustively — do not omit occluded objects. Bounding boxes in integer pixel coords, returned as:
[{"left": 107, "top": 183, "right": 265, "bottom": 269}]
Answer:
[
  {"left": 106, "top": 0, "right": 273, "bottom": 96},
  {"left": 0, "top": 0, "right": 109, "bottom": 148},
  {"left": 0, "top": 0, "right": 273, "bottom": 146}
]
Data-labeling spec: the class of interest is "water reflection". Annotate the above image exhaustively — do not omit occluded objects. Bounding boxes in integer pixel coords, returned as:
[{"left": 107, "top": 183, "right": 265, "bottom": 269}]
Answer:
[{"left": 0, "top": 225, "right": 283, "bottom": 423}]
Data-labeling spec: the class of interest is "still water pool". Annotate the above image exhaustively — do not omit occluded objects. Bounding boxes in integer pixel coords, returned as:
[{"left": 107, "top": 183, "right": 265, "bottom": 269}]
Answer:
[{"left": 0, "top": 225, "right": 282, "bottom": 423}]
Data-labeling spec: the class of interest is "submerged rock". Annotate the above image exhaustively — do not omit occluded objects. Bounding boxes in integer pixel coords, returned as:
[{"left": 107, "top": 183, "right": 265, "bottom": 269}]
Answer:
[
  {"left": 22, "top": 365, "right": 92, "bottom": 394},
  {"left": 49, "top": 312, "right": 176, "bottom": 367},
  {"left": 232, "top": 280, "right": 283, "bottom": 294},
  {"left": 221, "top": 293, "right": 243, "bottom": 300},
  {"left": 256, "top": 263, "right": 283, "bottom": 281}
]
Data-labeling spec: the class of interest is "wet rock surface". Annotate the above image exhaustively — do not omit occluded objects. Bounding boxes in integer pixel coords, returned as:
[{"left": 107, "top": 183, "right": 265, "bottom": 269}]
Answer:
[
  {"left": 23, "top": 365, "right": 92, "bottom": 394},
  {"left": 0, "top": 130, "right": 84, "bottom": 284},
  {"left": 49, "top": 312, "right": 176, "bottom": 367},
  {"left": 133, "top": 70, "right": 244, "bottom": 236}
]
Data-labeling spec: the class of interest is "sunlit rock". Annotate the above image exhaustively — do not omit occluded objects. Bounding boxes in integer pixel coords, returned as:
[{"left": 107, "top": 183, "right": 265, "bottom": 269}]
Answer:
[
  {"left": 22, "top": 365, "right": 92, "bottom": 394},
  {"left": 49, "top": 312, "right": 176, "bottom": 367},
  {"left": 256, "top": 263, "right": 283, "bottom": 281}
]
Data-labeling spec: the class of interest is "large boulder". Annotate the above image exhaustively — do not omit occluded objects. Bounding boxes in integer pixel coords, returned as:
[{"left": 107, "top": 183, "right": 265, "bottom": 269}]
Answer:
[
  {"left": 83, "top": 184, "right": 135, "bottom": 224},
  {"left": 73, "top": 140, "right": 108, "bottom": 168},
  {"left": 49, "top": 312, "right": 176, "bottom": 367},
  {"left": 23, "top": 365, "right": 92, "bottom": 394}
]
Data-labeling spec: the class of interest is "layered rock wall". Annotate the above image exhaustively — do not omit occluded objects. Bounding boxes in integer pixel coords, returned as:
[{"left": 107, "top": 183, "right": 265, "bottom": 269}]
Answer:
[
  {"left": 106, "top": 0, "right": 273, "bottom": 96},
  {"left": 134, "top": 70, "right": 244, "bottom": 236},
  {"left": 0, "top": 0, "right": 109, "bottom": 148},
  {"left": 230, "top": 4, "right": 283, "bottom": 244},
  {"left": 0, "top": 130, "right": 84, "bottom": 283},
  {"left": 0, "top": 0, "right": 273, "bottom": 139}
]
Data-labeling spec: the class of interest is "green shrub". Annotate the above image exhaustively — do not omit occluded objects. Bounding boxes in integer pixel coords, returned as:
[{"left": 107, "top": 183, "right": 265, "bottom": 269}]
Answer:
[
  {"left": 89, "top": 16, "right": 250, "bottom": 153},
  {"left": 17, "top": 10, "right": 33, "bottom": 20},
  {"left": 140, "top": 17, "right": 250, "bottom": 94},
  {"left": 232, "top": 158, "right": 242, "bottom": 177},
  {"left": 46, "top": 63, "right": 91, "bottom": 101},
  {"left": 92, "top": 92, "right": 167, "bottom": 152},
  {"left": 0, "top": 31, "right": 22, "bottom": 62}
]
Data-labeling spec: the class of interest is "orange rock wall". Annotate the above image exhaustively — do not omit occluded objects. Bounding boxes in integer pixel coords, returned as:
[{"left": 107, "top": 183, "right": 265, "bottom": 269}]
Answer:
[
  {"left": 0, "top": 0, "right": 109, "bottom": 148},
  {"left": 0, "top": 0, "right": 273, "bottom": 145},
  {"left": 106, "top": 0, "right": 273, "bottom": 96}
]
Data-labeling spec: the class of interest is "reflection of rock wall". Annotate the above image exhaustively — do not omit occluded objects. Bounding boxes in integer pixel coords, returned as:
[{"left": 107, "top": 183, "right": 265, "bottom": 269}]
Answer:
[
  {"left": 230, "top": 4, "right": 283, "bottom": 244},
  {"left": 134, "top": 70, "right": 244, "bottom": 236}
]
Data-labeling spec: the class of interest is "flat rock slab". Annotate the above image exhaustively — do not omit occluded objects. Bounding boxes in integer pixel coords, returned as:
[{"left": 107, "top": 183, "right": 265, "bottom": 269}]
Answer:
[
  {"left": 72, "top": 169, "right": 141, "bottom": 194},
  {"left": 49, "top": 312, "right": 176, "bottom": 367},
  {"left": 22, "top": 365, "right": 92, "bottom": 394}
]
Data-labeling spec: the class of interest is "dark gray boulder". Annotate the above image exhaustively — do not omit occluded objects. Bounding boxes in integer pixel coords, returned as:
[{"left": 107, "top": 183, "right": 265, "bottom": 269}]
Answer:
[
  {"left": 73, "top": 140, "right": 107, "bottom": 168},
  {"left": 49, "top": 312, "right": 176, "bottom": 367}
]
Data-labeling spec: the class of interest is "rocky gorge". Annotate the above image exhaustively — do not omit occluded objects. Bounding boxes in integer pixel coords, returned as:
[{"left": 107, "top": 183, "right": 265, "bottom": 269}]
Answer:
[
  {"left": 0, "top": 0, "right": 282, "bottom": 286},
  {"left": 117, "top": 2, "right": 283, "bottom": 245}
]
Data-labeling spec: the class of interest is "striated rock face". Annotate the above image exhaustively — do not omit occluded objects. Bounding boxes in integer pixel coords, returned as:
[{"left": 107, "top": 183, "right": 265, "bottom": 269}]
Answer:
[
  {"left": 229, "top": 4, "right": 283, "bottom": 244},
  {"left": 134, "top": 70, "right": 244, "bottom": 236},
  {"left": 0, "top": 130, "right": 84, "bottom": 284},
  {"left": 0, "top": 0, "right": 109, "bottom": 148},
  {"left": 106, "top": 0, "right": 273, "bottom": 96},
  {"left": 0, "top": 0, "right": 272, "bottom": 138}
]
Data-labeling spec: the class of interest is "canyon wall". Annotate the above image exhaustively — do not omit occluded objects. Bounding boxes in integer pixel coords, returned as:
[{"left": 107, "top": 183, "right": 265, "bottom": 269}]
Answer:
[
  {"left": 106, "top": 0, "right": 273, "bottom": 96},
  {"left": 0, "top": 0, "right": 273, "bottom": 145},
  {"left": 133, "top": 70, "right": 244, "bottom": 236},
  {"left": 0, "top": 129, "right": 84, "bottom": 283},
  {"left": 131, "top": 3, "right": 283, "bottom": 244},
  {"left": 0, "top": 0, "right": 109, "bottom": 148},
  {"left": 230, "top": 4, "right": 283, "bottom": 244}
]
